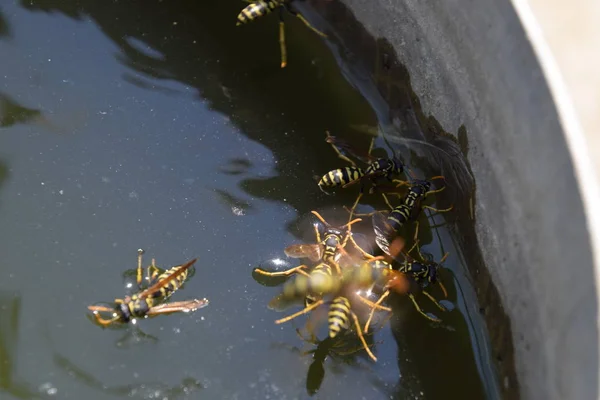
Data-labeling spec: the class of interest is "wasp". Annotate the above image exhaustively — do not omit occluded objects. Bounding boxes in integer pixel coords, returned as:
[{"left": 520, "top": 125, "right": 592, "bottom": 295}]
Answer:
[
  {"left": 88, "top": 250, "right": 209, "bottom": 326},
  {"left": 236, "top": 0, "right": 327, "bottom": 68},
  {"left": 318, "top": 132, "right": 408, "bottom": 223},
  {"left": 254, "top": 210, "right": 371, "bottom": 309},
  {"left": 358, "top": 176, "right": 454, "bottom": 257},
  {"left": 360, "top": 241, "right": 451, "bottom": 329},
  {"left": 254, "top": 210, "right": 369, "bottom": 278}
]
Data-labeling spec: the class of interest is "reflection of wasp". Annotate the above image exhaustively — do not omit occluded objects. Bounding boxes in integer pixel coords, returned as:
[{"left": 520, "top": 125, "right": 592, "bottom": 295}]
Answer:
[
  {"left": 366, "top": 177, "right": 453, "bottom": 256},
  {"left": 236, "top": 0, "right": 327, "bottom": 68},
  {"left": 88, "top": 250, "right": 209, "bottom": 326},
  {"left": 270, "top": 258, "right": 410, "bottom": 361},
  {"left": 318, "top": 132, "right": 407, "bottom": 222}
]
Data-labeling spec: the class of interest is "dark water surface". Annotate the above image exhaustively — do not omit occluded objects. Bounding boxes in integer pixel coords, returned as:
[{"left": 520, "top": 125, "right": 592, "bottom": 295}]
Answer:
[{"left": 0, "top": 1, "right": 499, "bottom": 399}]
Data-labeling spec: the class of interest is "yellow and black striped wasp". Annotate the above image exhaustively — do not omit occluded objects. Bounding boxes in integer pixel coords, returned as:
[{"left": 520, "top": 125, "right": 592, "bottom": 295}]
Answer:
[
  {"left": 352, "top": 176, "right": 454, "bottom": 257},
  {"left": 236, "top": 0, "right": 327, "bottom": 68},
  {"left": 269, "top": 254, "right": 413, "bottom": 361},
  {"left": 88, "top": 249, "right": 209, "bottom": 326},
  {"left": 318, "top": 131, "right": 408, "bottom": 222},
  {"left": 254, "top": 210, "right": 370, "bottom": 278},
  {"left": 254, "top": 210, "right": 372, "bottom": 310},
  {"left": 358, "top": 238, "right": 451, "bottom": 329}
]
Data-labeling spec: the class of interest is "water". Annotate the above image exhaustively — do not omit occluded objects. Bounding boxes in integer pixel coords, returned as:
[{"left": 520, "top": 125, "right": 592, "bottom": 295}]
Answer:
[{"left": 0, "top": 1, "right": 500, "bottom": 399}]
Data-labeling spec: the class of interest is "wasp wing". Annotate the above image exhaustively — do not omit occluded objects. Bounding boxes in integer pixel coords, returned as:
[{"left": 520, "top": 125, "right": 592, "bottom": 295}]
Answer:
[
  {"left": 146, "top": 299, "right": 209, "bottom": 316},
  {"left": 137, "top": 258, "right": 197, "bottom": 299},
  {"left": 284, "top": 244, "right": 322, "bottom": 262}
]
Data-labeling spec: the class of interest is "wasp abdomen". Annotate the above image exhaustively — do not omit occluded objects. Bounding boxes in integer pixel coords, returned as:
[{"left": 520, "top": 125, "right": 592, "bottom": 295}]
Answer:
[
  {"left": 318, "top": 167, "right": 364, "bottom": 190},
  {"left": 236, "top": 0, "right": 283, "bottom": 25},
  {"left": 328, "top": 297, "right": 351, "bottom": 338}
]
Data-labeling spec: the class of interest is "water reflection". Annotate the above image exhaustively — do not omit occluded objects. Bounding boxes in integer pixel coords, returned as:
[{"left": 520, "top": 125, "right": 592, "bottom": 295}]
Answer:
[
  {"left": 0, "top": 11, "right": 10, "bottom": 38},
  {"left": 0, "top": 94, "right": 42, "bottom": 128},
  {"left": 275, "top": 326, "right": 383, "bottom": 396},
  {"left": 53, "top": 355, "right": 203, "bottom": 399},
  {"left": 0, "top": 293, "right": 41, "bottom": 399}
]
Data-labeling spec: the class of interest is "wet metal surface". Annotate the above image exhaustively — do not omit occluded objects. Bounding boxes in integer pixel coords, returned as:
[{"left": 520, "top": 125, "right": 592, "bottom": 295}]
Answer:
[{"left": 1, "top": 1, "right": 498, "bottom": 399}]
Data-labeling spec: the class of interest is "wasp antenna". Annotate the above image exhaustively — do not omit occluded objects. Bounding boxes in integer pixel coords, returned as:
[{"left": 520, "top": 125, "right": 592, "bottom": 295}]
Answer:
[
  {"left": 343, "top": 218, "right": 362, "bottom": 228},
  {"left": 310, "top": 210, "right": 330, "bottom": 226}
]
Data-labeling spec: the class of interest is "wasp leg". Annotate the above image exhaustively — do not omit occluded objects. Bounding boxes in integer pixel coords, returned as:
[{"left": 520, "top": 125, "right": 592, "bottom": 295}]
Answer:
[
  {"left": 295, "top": 14, "right": 327, "bottom": 37},
  {"left": 254, "top": 265, "right": 310, "bottom": 277},
  {"left": 146, "top": 259, "right": 161, "bottom": 283},
  {"left": 88, "top": 305, "right": 120, "bottom": 326},
  {"left": 343, "top": 206, "right": 387, "bottom": 217},
  {"left": 325, "top": 131, "right": 357, "bottom": 166},
  {"left": 146, "top": 299, "right": 209, "bottom": 316},
  {"left": 422, "top": 204, "right": 453, "bottom": 213},
  {"left": 340, "top": 217, "right": 362, "bottom": 249},
  {"left": 355, "top": 294, "right": 392, "bottom": 312},
  {"left": 438, "top": 280, "right": 449, "bottom": 298},
  {"left": 346, "top": 192, "right": 363, "bottom": 223},
  {"left": 381, "top": 193, "right": 395, "bottom": 210},
  {"left": 347, "top": 234, "right": 377, "bottom": 260},
  {"left": 364, "top": 291, "right": 390, "bottom": 333},
  {"left": 406, "top": 223, "right": 421, "bottom": 255},
  {"left": 136, "top": 249, "right": 145, "bottom": 286},
  {"left": 93, "top": 314, "right": 120, "bottom": 326},
  {"left": 283, "top": 5, "right": 328, "bottom": 38},
  {"left": 421, "top": 290, "right": 447, "bottom": 311},
  {"left": 408, "top": 294, "right": 441, "bottom": 322},
  {"left": 275, "top": 300, "right": 324, "bottom": 324},
  {"left": 394, "top": 179, "right": 411, "bottom": 187},
  {"left": 366, "top": 136, "right": 375, "bottom": 157},
  {"left": 426, "top": 186, "right": 446, "bottom": 195},
  {"left": 278, "top": 8, "right": 287, "bottom": 68},
  {"left": 351, "top": 312, "right": 377, "bottom": 361}
]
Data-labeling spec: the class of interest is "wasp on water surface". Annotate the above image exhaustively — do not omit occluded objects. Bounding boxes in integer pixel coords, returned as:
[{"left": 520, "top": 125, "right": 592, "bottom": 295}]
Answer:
[
  {"left": 88, "top": 249, "right": 209, "bottom": 326},
  {"left": 359, "top": 238, "right": 452, "bottom": 328},
  {"left": 236, "top": 0, "right": 327, "bottom": 68},
  {"left": 254, "top": 210, "right": 372, "bottom": 309},
  {"left": 318, "top": 131, "right": 408, "bottom": 223},
  {"left": 358, "top": 176, "right": 454, "bottom": 257},
  {"left": 254, "top": 210, "right": 370, "bottom": 278},
  {"left": 269, "top": 255, "right": 412, "bottom": 361}
]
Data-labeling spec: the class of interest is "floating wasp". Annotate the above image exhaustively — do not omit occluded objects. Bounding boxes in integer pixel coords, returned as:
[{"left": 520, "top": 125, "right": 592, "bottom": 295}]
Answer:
[
  {"left": 236, "top": 0, "right": 327, "bottom": 68},
  {"left": 318, "top": 131, "right": 407, "bottom": 222},
  {"left": 88, "top": 249, "right": 209, "bottom": 326}
]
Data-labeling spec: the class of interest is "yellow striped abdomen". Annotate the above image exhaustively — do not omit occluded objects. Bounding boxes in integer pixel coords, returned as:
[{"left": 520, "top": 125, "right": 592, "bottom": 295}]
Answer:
[
  {"left": 318, "top": 167, "right": 364, "bottom": 191},
  {"left": 328, "top": 296, "right": 351, "bottom": 338},
  {"left": 236, "top": 0, "right": 282, "bottom": 25},
  {"left": 151, "top": 266, "right": 190, "bottom": 300}
]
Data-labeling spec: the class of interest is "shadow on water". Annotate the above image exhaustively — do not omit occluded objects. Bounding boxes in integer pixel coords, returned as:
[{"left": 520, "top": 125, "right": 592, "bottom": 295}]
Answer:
[
  {"left": 0, "top": 94, "right": 42, "bottom": 128},
  {"left": 51, "top": 355, "right": 203, "bottom": 399},
  {"left": 0, "top": 12, "right": 9, "bottom": 38},
  {"left": 2, "top": 0, "right": 509, "bottom": 398},
  {"left": 0, "top": 293, "right": 41, "bottom": 399}
]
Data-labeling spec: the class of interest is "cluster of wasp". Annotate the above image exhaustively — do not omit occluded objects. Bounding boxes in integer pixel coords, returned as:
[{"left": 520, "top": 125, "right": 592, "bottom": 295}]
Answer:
[{"left": 254, "top": 132, "right": 454, "bottom": 363}]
